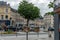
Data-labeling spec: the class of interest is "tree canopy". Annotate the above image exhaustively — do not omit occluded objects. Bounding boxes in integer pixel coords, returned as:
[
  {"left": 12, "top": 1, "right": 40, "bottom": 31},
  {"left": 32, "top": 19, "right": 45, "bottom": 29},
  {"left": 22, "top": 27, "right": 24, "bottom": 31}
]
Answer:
[
  {"left": 18, "top": 0, "right": 40, "bottom": 26},
  {"left": 18, "top": 0, "right": 40, "bottom": 20},
  {"left": 48, "top": 2, "right": 54, "bottom": 8},
  {"left": 45, "top": 11, "right": 54, "bottom": 16},
  {"left": 47, "top": 2, "right": 54, "bottom": 16}
]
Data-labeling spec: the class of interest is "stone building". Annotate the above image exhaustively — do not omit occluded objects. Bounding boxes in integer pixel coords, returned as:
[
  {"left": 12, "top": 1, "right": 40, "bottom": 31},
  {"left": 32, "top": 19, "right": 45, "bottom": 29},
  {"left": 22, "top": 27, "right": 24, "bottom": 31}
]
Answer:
[
  {"left": 0, "top": 1, "right": 24, "bottom": 26},
  {"left": 44, "top": 14, "right": 54, "bottom": 31},
  {"left": 0, "top": 1, "right": 10, "bottom": 20},
  {"left": 0, "top": 1, "right": 11, "bottom": 26},
  {"left": 28, "top": 17, "right": 44, "bottom": 28},
  {"left": 0, "top": 1, "right": 45, "bottom": 28},
  {"left": 35, "top": 17, "right": 44, "bottom": 27},
  {"left": 10, "top": 8, "right": 27, "bottom": 27}
]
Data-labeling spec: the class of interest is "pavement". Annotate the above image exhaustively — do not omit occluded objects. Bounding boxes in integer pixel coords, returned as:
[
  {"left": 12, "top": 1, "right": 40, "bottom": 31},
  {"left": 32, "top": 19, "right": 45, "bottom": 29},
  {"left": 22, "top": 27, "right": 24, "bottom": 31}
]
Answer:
[
  {"left": 0, "top": 31, "right": 54, "bottom": 40},
  {"left": 0, "top": 36, "right": 54, "bottom": 40},
  {"left": 0, "top": 31, "right": 48, "bottom": 36}
]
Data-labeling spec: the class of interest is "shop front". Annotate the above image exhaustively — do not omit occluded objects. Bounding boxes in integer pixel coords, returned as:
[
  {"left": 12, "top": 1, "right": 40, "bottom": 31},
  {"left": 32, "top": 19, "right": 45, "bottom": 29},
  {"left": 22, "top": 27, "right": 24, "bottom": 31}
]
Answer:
[{"left": 0, "top": 20, "right": 10, "bottom": 26}]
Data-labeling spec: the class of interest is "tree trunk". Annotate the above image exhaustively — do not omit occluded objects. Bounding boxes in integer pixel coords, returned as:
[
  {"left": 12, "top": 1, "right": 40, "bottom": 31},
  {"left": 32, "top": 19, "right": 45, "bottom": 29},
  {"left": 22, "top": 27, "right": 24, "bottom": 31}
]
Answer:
[{"left": 26, "top": 19, "right": 29, "bottom": 26}]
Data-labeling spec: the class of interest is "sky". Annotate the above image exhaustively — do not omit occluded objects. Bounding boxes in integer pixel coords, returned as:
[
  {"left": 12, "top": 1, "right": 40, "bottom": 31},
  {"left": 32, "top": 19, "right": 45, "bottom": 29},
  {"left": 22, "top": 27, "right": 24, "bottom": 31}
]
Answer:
[
  {"left": 0, "top": 0, "right": 53, "bottom": 16},
  {"left": 54, "top": 0, "right": 60, "bottom": 5}
]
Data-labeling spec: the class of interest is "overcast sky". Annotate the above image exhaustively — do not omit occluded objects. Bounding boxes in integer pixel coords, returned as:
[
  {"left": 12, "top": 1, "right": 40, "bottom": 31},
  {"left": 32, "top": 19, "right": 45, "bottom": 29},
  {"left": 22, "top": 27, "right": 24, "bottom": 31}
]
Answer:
[
  {"left": 54, "top": 0, "right": 60, "bottom": 5},
  {"left": 0, "top": 0, "right": 53, "bottom": 16}
]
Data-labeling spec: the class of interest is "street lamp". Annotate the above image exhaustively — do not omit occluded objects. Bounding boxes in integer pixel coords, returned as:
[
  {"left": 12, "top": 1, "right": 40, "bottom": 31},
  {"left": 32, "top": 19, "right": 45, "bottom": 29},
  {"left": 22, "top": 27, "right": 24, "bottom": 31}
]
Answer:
[{"left": 54, "top": 0, "right": 60, "bottom": 40}]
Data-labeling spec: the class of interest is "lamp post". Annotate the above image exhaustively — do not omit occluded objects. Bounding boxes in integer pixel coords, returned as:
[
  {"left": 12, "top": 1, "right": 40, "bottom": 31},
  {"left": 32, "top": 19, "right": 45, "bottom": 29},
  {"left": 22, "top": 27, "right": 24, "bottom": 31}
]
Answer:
[{"left": 54, "top": 0, "right": 60, "bottom": 40}]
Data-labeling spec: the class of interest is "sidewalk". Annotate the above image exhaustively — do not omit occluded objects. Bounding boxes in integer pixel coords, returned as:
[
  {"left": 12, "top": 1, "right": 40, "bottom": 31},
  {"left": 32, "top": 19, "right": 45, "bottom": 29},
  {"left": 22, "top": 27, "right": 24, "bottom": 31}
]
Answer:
[
  {"left": 0, "top": 35, "right": 54, "bottom": 40},
  {"left": 17, "top": 31, "right": 48, "bottom": 34},
  {"left": 0, "top": 31, "right": 54, "bottom": 40},
  {"left": 0, "top": 32, "right": 54, "bottom": 40}
]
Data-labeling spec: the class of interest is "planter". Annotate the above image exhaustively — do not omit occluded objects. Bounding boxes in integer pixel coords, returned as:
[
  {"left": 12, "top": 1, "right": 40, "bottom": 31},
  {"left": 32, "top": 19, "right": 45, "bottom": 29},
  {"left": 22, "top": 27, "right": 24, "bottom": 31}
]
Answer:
[
  {"left": 23, "top": 27, "right": 30, "bottom": 32},
  {"left": 34, "top": 27, "right": 39, "bottom": 32}
]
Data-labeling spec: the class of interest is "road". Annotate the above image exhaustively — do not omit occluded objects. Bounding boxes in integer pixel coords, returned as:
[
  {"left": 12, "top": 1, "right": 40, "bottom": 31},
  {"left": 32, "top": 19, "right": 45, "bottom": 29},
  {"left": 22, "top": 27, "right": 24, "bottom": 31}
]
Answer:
[{"left": 0, "top": 32, "right": 54, "bottom": 40}]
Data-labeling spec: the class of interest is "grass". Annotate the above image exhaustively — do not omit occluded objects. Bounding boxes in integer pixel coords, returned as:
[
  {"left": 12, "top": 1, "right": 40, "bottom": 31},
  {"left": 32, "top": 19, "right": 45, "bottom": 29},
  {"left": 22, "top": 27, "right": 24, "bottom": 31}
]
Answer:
[{"left": 0, "top": 30, "right": 16, "bottom": 34}]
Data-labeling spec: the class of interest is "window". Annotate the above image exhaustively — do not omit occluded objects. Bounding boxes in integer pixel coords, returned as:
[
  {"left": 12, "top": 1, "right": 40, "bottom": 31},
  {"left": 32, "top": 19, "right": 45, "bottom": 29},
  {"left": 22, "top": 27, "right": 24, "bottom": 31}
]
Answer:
[
  {"left": 5, "top": 15, "right": 8, "bottom": 19},
  {"left": 19, "top": 24, "right": 23, "bottom": 27},
  {"left": 6, "top": 8, "right": 8, "bottom": 13},
  {"left": 10, "top": 17, "right": 12, "bottom": 20},
  {"left": 1, "top": 15, "right": 4, "bottom": 20}
]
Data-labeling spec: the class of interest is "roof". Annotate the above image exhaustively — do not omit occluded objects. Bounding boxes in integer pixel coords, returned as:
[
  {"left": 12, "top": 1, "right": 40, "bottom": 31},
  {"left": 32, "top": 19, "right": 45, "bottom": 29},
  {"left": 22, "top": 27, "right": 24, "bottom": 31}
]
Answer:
[
  {"left": 36, "top": 16, "right": 43, "bottom": 20},
  {"left": 10, "top": 8, "right": 18, "bottom": 13},
  {"left": 0, "top": 1, "right": 10, "bottom": 6},
  {"left": 0, "top": 1, "right": 18, "bottom": 13}
]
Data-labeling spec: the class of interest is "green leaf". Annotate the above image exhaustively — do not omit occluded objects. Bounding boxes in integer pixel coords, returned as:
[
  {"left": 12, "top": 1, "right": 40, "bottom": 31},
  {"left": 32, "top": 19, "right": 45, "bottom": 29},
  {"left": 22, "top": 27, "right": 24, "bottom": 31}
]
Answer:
[
  {"left": 48, "top": 2, "right": 54, "bottom": 8},
  {"left": 18, "top": 0, "right": 40, "bottom": 20}
]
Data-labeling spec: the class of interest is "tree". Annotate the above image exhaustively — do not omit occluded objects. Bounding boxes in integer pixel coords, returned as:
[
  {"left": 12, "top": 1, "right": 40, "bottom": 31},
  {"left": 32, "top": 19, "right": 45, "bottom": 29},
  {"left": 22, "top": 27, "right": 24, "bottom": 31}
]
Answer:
[
  {"left": 48, "top": 2, "right": 54, "bottom": 16},
  {"left": 45, "top": 12, "right": 54, "bottom": 16},
  {"left": 48, "top": 2, "right": 54, "bottom": 8},
  {"left": 18, "top": 0, "right": 40, "bottom": 40},
  {"left": 18, "top": 0, "right": 40, "bottom": 26}
]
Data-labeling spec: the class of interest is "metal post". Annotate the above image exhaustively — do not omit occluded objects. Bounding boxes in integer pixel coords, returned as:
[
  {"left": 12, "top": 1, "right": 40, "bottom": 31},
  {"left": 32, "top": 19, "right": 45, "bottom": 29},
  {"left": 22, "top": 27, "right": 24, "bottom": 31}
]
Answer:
[
  {"left": 1, "top": 29, "right": 2, "bottom": 36},
  {"left": 54, "top": 14, "right": 59, "bottom": 40},
  {"left": 26, "top": 32, "right": 28, "bottom": 40},
  {"left": 37, "top": 32, "right": 39, "bottom": 40},
  {"left": 16, "top": 24, "right": 17, "bottom": 37}
]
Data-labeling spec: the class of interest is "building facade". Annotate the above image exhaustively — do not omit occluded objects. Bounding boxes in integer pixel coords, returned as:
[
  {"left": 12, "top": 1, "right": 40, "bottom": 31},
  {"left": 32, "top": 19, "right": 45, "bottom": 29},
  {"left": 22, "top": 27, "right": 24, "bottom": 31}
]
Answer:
[
  {"left": 10, "top": 8, "right": 27, "bottom": 27},
  {"left": 44, "top": 14, "right": 54, "bottom": 31},
  {"left": 0, "top": 1, "right": 44, "bottom": 28},
  {"left": 0, "top": 1, "right": 11, "bottom": 26},
  {"left": 0, "top": 1, "right": 24, "bottom": 26},
  {"left": 0, "top": 1, "right": 11, "bottom": 20},
  {"left": 28, "top": 17, "right": 44, "bottom": 28},
  {"left": 35, "top": 18, "right": 44, "bottom": 27}
]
